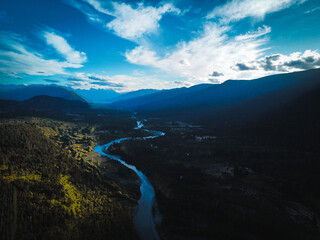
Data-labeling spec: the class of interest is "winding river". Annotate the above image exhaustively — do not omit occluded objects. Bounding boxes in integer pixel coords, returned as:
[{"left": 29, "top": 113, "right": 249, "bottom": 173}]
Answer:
[{"left": 94, "top": 121, "right": 165, "bottom": 240}]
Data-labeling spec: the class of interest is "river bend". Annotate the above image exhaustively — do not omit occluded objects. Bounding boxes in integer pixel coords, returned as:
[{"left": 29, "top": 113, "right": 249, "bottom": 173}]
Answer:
[{"left": 94, "top": 121, "right": 164, "bottom": 240}]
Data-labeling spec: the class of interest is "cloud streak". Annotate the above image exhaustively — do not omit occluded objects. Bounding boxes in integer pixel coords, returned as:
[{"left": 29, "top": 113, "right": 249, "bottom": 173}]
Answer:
[
  {"left": 67, "top": 73, "right": 125, "bottom": 89},
  {"left": 43, "top": 31, "right": 87, "bottom": 66},
  {"left": 84, "top": 0, "right": 113, "bottom": 15},
  {"left": 304, "top": 6, "right": 320, "bottom": 14},
  {"left": 206, "top": 0, "right": 306, "bottom": 23},
  {"left": 235, "top": 25, "right": 271, "bottom": 40},
  {"left": 0, "top": 31, "right": 86, "bottom": 77}
]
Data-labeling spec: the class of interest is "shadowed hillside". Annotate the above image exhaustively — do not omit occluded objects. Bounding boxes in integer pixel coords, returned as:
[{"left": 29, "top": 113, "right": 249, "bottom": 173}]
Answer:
[
  {"left": 0, "top": 85, "right": 85, "bottom": 102},
  {"left": 112, "top": 69, "right": 320, "bottom": 118},
  {"left": 111, "top": 69, "right": 320, "bottom": 135},
  {"left": 0, "top": 96, "right": 91, "bottom": 113}
]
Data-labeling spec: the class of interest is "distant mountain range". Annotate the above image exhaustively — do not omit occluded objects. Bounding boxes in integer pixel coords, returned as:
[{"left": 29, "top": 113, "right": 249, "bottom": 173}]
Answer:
[
  {"left": 111, "top": 69, "right": 320, "bottom": 117},
  {"left": 111, "top": 89, "right": 159, "bottom": 103},
  {"left": 111, "top": 83, "right": 214, "bottom": 111},
  {"left": 73, "top": 88, "right": 120, "bottom": 103},
  {"left": 73, "top": 88, "right": 159, "bottom": 103},
  {"left": 111, "top": 69, "right": 320, "bottom": 141},
  {"left": 0, "top": 84, "right": 160, "bottom": 104},
  {"left": 1, "top": 69, "right": 320, "bottom": 136}
]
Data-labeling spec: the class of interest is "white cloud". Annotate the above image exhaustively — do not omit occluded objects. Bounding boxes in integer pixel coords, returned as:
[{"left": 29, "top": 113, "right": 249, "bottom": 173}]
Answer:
[
  {"left": 107, "top": 2, "right": 180, "bottom": 40},
  {"left": 206, "top": 0, "right": 306, "bottom": 23},
  {"left": 43, "top": 31, "right": 87, "bottom": 66},
  {"left": 66, "top": 0, "right": 181, "bottom": 41},
  {"left": 304, "top": 6, "right": 320, "bottom": 14},
  {"left": 235, "top": 50, "right": 320, "bottom": 72},
  {"left": 125, "top": 23, "right": 269, "bottom": 83},
  {"left": 235, "top": 25, "right": 271, "bottom": 41},
  {"left": 0, "top": 32, "right": 85, "bottom": 77},
  {"left": 84, "top": 0, "right": 113, "bottom": 15},
  {"left": 125, "top": 45, "right": 159, "bottom": 66}
]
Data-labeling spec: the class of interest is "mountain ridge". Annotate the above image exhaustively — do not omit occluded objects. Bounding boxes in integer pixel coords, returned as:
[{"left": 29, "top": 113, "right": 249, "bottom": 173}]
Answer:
[
  {"left": 111, "top": 68, "right": 320, "bottom": 115},
  {"left": 0, "top": 95, "right": 91, "bottom": 113},
  {"left": 0, "top": 85, "right": 86, "bottom": 102}
]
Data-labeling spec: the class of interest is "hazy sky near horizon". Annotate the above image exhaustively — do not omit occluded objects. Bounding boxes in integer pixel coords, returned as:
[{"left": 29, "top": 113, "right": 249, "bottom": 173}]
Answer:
[{"left": 0, "top": 0, "right": 319, "bottom": 92}]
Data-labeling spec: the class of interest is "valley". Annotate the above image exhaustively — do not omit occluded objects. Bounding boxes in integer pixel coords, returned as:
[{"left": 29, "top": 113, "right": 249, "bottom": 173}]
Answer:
[
  {"left": 1, "top": 0, "right": 320, "bottom": 238},
  {"left": 1, "top": 68, "right": 320, "bottom": 240}
]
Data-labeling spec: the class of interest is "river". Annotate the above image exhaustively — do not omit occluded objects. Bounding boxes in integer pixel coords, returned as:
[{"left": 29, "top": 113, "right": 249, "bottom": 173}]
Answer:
[{"left": 93, "top": 120, "right": 165, "bottom": 240}]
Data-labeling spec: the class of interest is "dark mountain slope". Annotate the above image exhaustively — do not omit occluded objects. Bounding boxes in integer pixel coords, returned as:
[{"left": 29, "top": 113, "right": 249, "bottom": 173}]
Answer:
[
  {"left": 0, "top": 85, "right": 85, "bottom": 102},
  {"left": 111, "top": 89, "right": 160, "bottom": 103},
  {"left": 111, "top": 83, "right": 213, "bottom": 109},
  {"left": 0, "top": 95, "right": 91, "bottom": 113},
  {"left": 112, "top": 69, "right": 320, "bottom": 115},
  {"left": 111, "top": 69, "right": 320, "bottom": 123},
  {"left": 0, "top": 84, "right": 27, "bottom": 91},
  {"left": 234, "top": 81, "right": 320, "bottom": 150}
]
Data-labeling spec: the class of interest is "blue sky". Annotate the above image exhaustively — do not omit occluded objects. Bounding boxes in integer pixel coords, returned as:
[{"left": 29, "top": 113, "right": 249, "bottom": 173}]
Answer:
[{"left": 0, "top": 0, "right": 319, "bottom": 92}]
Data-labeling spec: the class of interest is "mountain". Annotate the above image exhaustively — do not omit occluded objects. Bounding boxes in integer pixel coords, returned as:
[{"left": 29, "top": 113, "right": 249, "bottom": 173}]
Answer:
[
  {"left": 0, "top": 95, "right": 91, "bottom": 113},
  {"left": 111, "top": 69, "right": 320, "bottom": 142},
  {"left": 74, "top": 88, "right": 161, "bottom": 103},
  {"left": 73, "top": 88, "right": 120, "bottom": 103},
  {"left": 0, "top": 84, "right": 162, "bottom": 104},
  {"left": 0, "top": 84, "right": 27, "bottom": 91},
  {"left": 0, "top": 85, "right": 85, "bottom": 102},
  {"left": 111, "top": 83, "right": 213, "bottom": 110},
  {"left": 111, "top": 89, "right": 160, "bottom": 102},
  {"left": 111, "top": 69, "right": 320, "bottom": 118}
]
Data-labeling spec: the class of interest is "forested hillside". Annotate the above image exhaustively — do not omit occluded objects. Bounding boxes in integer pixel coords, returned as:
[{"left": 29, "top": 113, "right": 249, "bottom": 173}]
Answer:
[{"left": 0, "top": 118, "right": 139, "bottom": 240}]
